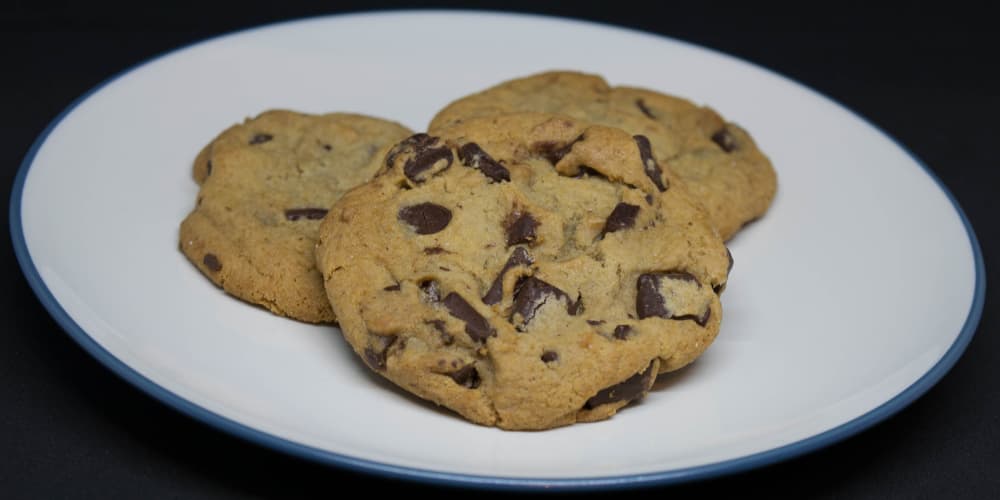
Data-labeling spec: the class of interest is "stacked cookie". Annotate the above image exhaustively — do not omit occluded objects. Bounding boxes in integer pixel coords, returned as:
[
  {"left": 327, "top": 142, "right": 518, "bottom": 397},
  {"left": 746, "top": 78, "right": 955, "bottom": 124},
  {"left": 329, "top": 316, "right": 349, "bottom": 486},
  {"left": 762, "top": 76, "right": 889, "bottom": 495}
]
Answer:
[{"left": 179, "top": 71, "right": 776, "bottom": 430}]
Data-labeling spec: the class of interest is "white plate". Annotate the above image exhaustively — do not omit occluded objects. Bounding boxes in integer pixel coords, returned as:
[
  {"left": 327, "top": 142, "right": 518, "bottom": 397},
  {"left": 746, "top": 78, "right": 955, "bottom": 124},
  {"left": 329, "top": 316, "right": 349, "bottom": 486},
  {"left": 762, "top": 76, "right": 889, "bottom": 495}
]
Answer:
[{"left": 11, "top": 10, "right": 984, "bottom": 490}]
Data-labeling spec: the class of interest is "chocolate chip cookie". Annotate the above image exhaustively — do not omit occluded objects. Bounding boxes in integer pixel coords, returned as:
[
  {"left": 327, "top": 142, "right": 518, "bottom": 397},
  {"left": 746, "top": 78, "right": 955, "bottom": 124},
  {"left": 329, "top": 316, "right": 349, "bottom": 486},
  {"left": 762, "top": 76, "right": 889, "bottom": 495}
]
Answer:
[
  {"left": 316, "top": 113, "right": 732, "bottom": 429},
  {"left": 180, "top": 110, "right": 412, "bottom": 323},
  {"left": 429, "top": 71, "right": 777, "bottom": 240}
]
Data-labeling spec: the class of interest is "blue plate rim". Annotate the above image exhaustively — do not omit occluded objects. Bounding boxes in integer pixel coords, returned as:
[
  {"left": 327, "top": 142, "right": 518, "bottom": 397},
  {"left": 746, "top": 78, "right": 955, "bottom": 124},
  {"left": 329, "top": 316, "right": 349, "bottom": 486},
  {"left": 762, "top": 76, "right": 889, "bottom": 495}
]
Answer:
[{"left": 8, "top": 9, "right": 986, "bottom": 492}]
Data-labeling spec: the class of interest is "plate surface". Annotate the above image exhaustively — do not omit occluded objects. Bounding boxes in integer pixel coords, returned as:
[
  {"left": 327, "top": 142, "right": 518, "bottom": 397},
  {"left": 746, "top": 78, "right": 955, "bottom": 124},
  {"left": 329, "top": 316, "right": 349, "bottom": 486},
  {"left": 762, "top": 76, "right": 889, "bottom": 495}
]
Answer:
[{"left": 10, "top": 10, "right": 984, "bottom": 490}]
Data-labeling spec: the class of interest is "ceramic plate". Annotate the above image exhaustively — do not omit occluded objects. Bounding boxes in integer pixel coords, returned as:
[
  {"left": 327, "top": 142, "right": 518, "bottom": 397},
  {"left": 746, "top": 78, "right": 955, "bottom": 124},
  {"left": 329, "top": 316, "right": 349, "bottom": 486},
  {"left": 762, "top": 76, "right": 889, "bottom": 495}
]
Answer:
[{"left": 10, "top": 11, "right": 984, "bottom": 490}]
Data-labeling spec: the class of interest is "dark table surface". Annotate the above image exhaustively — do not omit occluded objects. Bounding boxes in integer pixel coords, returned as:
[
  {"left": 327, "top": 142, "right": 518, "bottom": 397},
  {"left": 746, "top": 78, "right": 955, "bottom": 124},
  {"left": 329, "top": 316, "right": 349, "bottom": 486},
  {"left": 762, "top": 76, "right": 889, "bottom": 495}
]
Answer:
[{"left": 3, "top": 2, "right": 997, "bottom": 498}]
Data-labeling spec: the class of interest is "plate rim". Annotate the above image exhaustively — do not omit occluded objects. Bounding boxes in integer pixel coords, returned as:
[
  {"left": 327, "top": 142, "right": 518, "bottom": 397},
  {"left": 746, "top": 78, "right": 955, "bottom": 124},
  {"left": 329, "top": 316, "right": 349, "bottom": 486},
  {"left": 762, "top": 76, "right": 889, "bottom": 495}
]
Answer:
[{"left": 8, "top": 9, "right": 986, "bottom": 491}]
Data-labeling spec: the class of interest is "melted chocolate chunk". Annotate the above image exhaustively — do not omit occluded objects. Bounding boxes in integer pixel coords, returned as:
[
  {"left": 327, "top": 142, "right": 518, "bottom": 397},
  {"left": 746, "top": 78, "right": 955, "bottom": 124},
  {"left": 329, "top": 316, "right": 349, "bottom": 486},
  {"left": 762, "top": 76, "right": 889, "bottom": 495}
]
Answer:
[
  {"left": 443, "top": 293, "right": 495, "bottom": 343},
  {"left": 482, "top": 247, "right": 533, "bottom": 305},
  {"left": 601, "top": 203, "right": 640, "bottom": 237},
  {"left": 284, "top": 208, "right": 328, "bottom": 221},
  {"left": 506, "top": 212, "right": 538, "bottom": 247},
  {"left": 385, "top": 133, "right": 436, "bottom": 168},
  {"left": 249, "top": 133, "right": 273, "bottom": 145},
  {"left": 636, "top": 272, "right": 706, "bottom": 321},
  {"left": 613, "top": 325, "right": 633, "bottom": 340},
  {"left": 584, "top": 361, "right": 656, "bottom": 409},
  {"left": 534, "top": 135, "right": 583, "bottom": 164},
  {"left": 636, "top": 98, "right": 657, "bottom": 119},
  {"left": 362, "top": 335, "right": 398, "bottom": 371},
  {"left": 636, "top": 274, "right": 668, "bottom": 319},
  {"left": 457, "top": 142, "right": 510, "bottom": 182},
  {"left": 511, "top": 277, "right": 581, "bottom": 329},
  {"left": 403, "top": 146, "right": 453, "bottom": 183},
  {"left": 711, "top": 128, "right": 738, "bottom": 152},
  {"left": 425, "top": 319, "right": 453, "bottom": 345},
  {"left": 541, "top": 351, "right": 559, "bottom": 363},
  {"left": 203, "top": 253, "right": 222, "bottom": 272},
  {"left": 398, "top": 203, "right": 452, "bottom": 234},
  {"left": 634, "top": 135, "right": 668, "bottom": 192},
  {"left": 448, "top": 364, "right": 481, "bottom": 388}
]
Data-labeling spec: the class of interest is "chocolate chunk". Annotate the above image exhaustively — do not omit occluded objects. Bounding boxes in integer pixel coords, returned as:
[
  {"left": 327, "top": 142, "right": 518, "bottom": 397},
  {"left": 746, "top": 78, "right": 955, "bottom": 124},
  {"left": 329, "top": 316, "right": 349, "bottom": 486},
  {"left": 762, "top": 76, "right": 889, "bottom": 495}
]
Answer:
[
  {"left": 586, "top": 319, "right": 605, "bottom": 326},
  {"left": 419, "top": 280, "right": 440, "bottom": 303},
  {"left": 636, "top": 273, "right": 668, "bottom": 319},
  {"left": 383, "top": 133, "right": 453, "bottom": 184},
  {"left": 362, "top": 335, "right": 397, "bottom": 371},
  {"left": 534, "top": 135, "right": 583, "bottom": 164},
  {"left": 385, "top": 133, "right": 436, "bottom": 168},
  {"left": 601, "top": 203, "right": 640, "bottom": 237},
  {"left": 482, "top": 247, "right": 533, "bottom": 305},
  {"left": 511, "top": 277, "right": 581, "bottom": 329},
  {"left": 383, "top": 284, "right": 401, "bottom": 292},
  {"left": 404, "top": 146, "right": 453, "bottom": 183},
  {"left": 673, "top": 308, "right": 712, "bottom": 327},
  {"left": 636, "top": 99, "right": 657, "bottom": 119},
  {"left": 636, "top": 272, "right": 706, "bottom": 322},
  {"left": 425, "top": 319, "right": 453, "bottom": 345},
  {"left": 711, "top": 128, "right": 738, "bottom": 152},
  {"left": 398, "top": 203, "right": 452, "bottom": 234},
  {"left": 541, "top": 351, "right": 559, "bottom": 363},
  {"left": 506, "top": 212, "right": 538, "bottom": 247},
  {"left": 249, "top": 133, "right": 273, "bottom": 145},
  {"left": 363, "top": 347, "right": 385, "bottom": 370},
  {"left": 423, "top": 247, "right": 447, "bottom": 255},
  {"left": 448, "top": 364, "right": 481, "bottom": 389},
  {"left": 284, "top": 208, "right": 328, "bottom": 221},
  {"left": 443, "top": 293, "right": 496, "bottom": 343},
  {"left": 584, "top": 361, "right": 655, "bottom": 409},
  {"left": 634, "top": 135, "right": 668, "bottom": 192},
  {"left": 457, "top": 142, "right": 510, "bottom": 182},
  {"left": 713, "top": 283, "right": 727, "bottom": 295},
  {"left": 613, "top": 325, "right": 633, "bottom": 340},
  {"left": 644, "top": 193, "right": 654, "bottom": 205},
  {"left": 203, "top": 253, "right": 222, "bottom": 272}
]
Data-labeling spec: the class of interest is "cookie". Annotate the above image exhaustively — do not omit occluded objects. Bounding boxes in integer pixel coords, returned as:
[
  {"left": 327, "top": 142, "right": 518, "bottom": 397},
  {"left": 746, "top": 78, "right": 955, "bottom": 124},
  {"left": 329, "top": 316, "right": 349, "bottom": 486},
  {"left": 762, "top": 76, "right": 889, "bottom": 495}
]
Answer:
[
  {"left": 429, "top": 71, "right": 777, "bottom": 240},
  {"left": 180, "top": 110, "right": 412, "bottom": 323},
  {"left": 316, "top": 113, "right": 731, "bottom": 429}
]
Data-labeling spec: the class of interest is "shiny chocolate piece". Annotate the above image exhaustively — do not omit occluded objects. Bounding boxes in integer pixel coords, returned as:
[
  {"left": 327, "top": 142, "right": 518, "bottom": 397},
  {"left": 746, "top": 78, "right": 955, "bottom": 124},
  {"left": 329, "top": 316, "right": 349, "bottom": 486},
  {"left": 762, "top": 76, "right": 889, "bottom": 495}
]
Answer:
[
  {"left": 443, "top": 293, "right": 496, "bottom": 343},
  {"left": 398, "top": 203, "right": 452, "bottom": 234},
  {"left": 583, "top": 361, "right": 655, "bottom": 409}
]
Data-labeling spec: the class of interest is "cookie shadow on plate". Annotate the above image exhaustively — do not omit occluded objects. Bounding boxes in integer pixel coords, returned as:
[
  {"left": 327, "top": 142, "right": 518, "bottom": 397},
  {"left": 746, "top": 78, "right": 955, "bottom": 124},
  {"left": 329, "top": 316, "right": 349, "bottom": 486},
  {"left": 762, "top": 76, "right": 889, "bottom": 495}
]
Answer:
[
  {"left": 316, "top": 325, "right": 463, "bottom": 421},
  {"left": 649, "top": 360, "right": 705, "bottom": 393}
]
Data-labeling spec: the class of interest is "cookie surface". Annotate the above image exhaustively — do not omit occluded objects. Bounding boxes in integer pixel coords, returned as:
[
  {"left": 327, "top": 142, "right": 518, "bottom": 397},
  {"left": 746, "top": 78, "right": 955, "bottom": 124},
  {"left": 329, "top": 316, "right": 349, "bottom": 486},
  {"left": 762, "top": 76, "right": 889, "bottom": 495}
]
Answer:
[
  {"left": 429, "top": 71, "right": 777, "bottom": 240},
  {"left": 180, "top": 110, "right": 412, "bottom": 323},
  {"left": 316, "top": 113, "right": 731, "bottom": 430}
]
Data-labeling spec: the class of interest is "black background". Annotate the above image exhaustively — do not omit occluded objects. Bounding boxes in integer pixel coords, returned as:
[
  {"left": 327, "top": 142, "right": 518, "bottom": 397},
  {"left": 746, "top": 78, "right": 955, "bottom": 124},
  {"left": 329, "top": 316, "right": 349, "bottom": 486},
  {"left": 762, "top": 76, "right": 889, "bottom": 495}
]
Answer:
[{"left": 3, "top": 2, "right": 997, "bottom": 498}]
